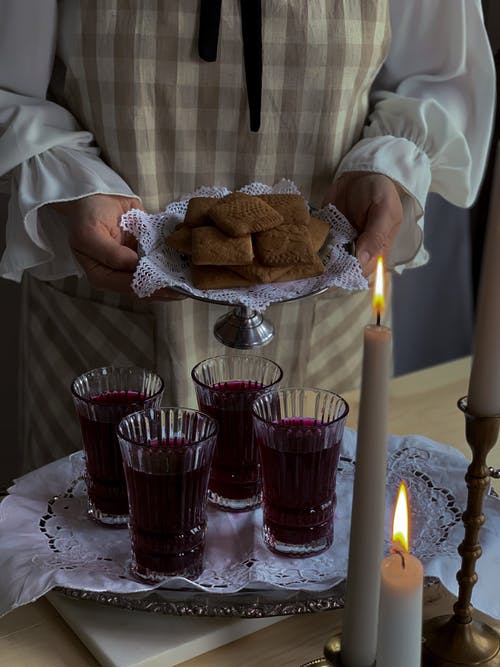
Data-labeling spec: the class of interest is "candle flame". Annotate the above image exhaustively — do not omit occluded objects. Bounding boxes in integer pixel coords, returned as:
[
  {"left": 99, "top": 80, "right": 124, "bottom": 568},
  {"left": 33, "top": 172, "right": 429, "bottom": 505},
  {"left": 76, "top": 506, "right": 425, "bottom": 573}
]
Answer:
[
  {"left": 392, "top": 482, "right": 410, "bottom": 553},
  {"left": 373, "top": 256, "right": 385, "bottom": 319}
]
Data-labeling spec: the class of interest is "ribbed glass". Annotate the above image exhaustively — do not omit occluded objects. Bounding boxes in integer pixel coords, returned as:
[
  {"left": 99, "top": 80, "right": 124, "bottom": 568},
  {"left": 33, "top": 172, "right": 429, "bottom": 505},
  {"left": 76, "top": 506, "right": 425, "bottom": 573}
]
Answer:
[
  {"left": 117, "top": 407, "right": 217, "bottom": 582},
  {"left": 71, "top": 366, "right": 164, "bottom": 526},
  {"left": 191, "top": 355, "right": 283, "bottom": 511},
  {"left": 252, "top": 387, "right": 349, "bottom": 557}
]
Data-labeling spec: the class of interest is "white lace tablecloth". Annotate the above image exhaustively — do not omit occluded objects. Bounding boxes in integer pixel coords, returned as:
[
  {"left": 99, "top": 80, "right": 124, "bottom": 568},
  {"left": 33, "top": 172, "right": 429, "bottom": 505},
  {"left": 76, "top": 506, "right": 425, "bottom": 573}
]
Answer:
[
  {"left": 1, "top": 428, "right": 499, "bottom": 619},
  {"left": 120, "top": 180, "right": 368, "bottom": 311}
]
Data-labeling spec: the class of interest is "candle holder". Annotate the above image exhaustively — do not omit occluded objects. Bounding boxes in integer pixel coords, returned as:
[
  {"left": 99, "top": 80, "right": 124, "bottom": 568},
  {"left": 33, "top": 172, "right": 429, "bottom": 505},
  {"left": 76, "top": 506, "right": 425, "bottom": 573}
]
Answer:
[
  {"left": 300, "top": 633, "right": 344, "bottom": 666},
  {"left": 421, "top": 397, "right": 500, "bottom": 666},
  {"left": 301, "top": 633, "right": 370, "bottom": 666}
]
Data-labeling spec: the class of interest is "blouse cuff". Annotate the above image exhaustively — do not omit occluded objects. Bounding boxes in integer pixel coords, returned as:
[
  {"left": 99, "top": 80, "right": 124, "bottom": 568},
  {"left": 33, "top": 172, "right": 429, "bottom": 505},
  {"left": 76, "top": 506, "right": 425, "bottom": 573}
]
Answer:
[
  {"left": 0, "top": 146, "right": 140, "bottom": 282},
  {"left": 335, "top": 135, "right": 431, "bottom": 272}
]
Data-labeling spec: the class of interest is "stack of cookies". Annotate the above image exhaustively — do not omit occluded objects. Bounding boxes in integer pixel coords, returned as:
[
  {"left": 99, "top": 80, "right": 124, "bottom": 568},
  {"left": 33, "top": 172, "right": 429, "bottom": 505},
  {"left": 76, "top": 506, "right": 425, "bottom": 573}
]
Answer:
[{"left": 166, "top": 192, "right": 330, "bottom": 290}]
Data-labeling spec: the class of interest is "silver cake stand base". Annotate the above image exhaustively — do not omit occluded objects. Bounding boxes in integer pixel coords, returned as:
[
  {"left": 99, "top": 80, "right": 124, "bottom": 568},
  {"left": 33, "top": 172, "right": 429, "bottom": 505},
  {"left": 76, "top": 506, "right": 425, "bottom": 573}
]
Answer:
[
  {"left": 214, "top": 306, "right": 275, "bottom": 349},
  {"left": 189, "top": 286, "right": 328, "bottom": 349}
]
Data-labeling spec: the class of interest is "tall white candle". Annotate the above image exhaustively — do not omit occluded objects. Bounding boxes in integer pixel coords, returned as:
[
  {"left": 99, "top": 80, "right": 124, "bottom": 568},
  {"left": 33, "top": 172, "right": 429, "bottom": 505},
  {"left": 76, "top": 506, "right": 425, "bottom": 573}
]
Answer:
[
  {"left": 376, "top": 483, "right": 424, "bottom": 667},
  {"left": 341, "top": 258, "right": 392, "bottom": 667},
  {"left": 468, "top": 141, "right": 500, "bottom": 417}
]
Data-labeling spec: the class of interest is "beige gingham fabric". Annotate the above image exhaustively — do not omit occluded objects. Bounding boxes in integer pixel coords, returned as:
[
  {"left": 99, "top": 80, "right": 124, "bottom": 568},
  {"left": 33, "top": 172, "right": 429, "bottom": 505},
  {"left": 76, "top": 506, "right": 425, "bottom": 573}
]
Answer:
[
  {"left": 21, "top": 1, "right": 391, "bottom": 470},
  {"left": 62, "top": 0, "right": 390, "bottom": 209}
]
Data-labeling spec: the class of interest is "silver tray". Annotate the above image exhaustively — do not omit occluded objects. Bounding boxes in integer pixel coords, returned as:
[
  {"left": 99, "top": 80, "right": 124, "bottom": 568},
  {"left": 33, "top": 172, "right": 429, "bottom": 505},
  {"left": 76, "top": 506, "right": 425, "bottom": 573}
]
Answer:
[
  {"left": 172, "top": 282, "right": 330, "bottom": 307},
  {"left": 55, "top": 581, "right": 347, "bottom": 617},
  {"left": 54, "top": 577, "right": 440, "bottom": 617},
  {"left": 47, "top": 446, "right": 457, "bottom": 617}
]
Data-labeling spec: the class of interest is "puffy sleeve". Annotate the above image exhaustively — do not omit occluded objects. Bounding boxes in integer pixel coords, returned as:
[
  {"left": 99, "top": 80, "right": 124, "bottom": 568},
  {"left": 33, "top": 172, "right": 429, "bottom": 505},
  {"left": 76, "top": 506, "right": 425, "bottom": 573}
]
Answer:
[
  {"left": 335, "top": 0, "right": 496, "bottom": 270},
  {"left": 0, "top": 0, "right": 139, "bottom": 282}
]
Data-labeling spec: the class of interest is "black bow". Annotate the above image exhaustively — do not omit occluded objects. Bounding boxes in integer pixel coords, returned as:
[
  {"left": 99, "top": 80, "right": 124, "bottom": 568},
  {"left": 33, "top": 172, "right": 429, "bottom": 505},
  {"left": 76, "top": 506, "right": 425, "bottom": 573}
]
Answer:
[{"left": 198, "top": 0, "right": 262, "bottom": 132}]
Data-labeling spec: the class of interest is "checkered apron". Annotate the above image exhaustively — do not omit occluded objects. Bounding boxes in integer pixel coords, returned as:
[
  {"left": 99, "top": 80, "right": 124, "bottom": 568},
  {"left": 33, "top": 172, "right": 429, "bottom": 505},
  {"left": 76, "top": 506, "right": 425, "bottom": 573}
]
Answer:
[{"left": 20, "top": 1, "right": 391, "bottom": 470}]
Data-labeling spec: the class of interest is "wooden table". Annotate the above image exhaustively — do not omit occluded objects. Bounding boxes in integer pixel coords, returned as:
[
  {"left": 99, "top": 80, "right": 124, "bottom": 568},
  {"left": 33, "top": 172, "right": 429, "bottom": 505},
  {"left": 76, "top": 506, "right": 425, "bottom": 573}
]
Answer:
[{"left": 1, "top": 357, "right": 499, "bottom": 667}]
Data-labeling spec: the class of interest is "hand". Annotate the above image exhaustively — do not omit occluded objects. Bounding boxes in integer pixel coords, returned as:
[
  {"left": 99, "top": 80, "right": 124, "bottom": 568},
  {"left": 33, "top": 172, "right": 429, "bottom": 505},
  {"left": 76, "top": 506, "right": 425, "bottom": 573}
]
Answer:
[
  {"left": 322, "top": 172, "right": 403, "bottom": 276},
  {"left": 51, "top": 194, "right": 185, "bottom": 300}
]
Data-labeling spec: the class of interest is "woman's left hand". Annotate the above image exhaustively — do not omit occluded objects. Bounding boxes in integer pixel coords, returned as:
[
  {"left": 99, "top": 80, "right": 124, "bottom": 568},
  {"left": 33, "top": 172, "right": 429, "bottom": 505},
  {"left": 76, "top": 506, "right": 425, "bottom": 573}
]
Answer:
[{"left": 323, "top": 171, "right": 403, "bottom": 276}]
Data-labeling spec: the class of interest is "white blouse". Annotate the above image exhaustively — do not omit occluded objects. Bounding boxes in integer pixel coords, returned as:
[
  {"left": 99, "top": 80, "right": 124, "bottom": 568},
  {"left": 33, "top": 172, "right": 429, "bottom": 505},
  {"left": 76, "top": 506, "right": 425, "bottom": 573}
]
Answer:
[{"left": 0, "top": 0, "right": 495, "bottom": 282}]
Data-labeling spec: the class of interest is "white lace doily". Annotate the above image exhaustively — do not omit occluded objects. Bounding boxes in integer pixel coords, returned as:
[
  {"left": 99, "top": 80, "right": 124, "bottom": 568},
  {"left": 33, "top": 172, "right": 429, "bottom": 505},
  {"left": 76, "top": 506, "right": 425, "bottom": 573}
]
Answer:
[
  {"left": 2, "top": 428, "right": 499, "bottom": 619},
  {"left": 120, "top": 180, "right": 368, "bottom": 311}
]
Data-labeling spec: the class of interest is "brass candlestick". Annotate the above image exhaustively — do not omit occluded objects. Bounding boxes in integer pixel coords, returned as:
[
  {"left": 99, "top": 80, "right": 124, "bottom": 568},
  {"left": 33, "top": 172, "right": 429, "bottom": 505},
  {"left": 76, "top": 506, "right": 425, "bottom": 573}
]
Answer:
[
  {"left": 421, "top": 397, "right": 500, "bottom": 666},
  {"left": 300, "top": 633, "right": 344, "bottom": 666}
]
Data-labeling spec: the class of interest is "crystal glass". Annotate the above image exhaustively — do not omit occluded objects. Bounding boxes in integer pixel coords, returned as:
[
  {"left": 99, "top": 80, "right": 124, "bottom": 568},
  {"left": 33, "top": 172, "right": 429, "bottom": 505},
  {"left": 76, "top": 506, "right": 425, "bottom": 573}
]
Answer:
[
  {"left": 191, "top": 355, "right": 283, "bottom": 511},
  {"left": 252, "top": 387, "right": 349, "bottom": 557},
  {"left": 117, "top": 407, "right": 218, "bottom": 582},
  {"left": 71, "top": 366, "right": 164, "bottom": 526}
]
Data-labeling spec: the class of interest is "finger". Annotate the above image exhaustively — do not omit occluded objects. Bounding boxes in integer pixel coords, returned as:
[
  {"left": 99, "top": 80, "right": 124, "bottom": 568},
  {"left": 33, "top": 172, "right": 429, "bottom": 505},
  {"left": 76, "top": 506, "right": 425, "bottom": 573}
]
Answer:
[
  {"left": 120, "top": 201, "right": 142, "bottom": 250},
  {"left": 355, "top": 202, "right": 401, "bottom": 275},
  {"left": 323, "top": 182, "right": 351, "bottom": 217},
  {"left": 122, "top": 230, "right": 139, "bottom": 253},
  {"left": 128, "top": 198, "right": 145, "bottom": 212},
  {"left": 73, "top": 234, "right": 138, "bottom": 272},
  {"left": 138, "top": 286, "right": 188, "bottom": 302},
  {"left": 150, "top": 287, "right": 187, "bottom": 301},
  {"left": 321, "top": 181, "right": 341, "bottom": 208},
  {"left": 74, "top": 251, "right": 187, "bottom": 301},
  {"left": 74, "top": 251, "right": 137, "bottom": 293}
]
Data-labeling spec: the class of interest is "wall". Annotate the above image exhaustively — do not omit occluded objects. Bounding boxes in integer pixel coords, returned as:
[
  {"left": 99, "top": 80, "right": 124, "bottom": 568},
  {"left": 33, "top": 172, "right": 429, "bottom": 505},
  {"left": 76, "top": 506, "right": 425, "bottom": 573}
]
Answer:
[
  {"left": 0, "top": 193, "right": 21, "bottom": 489},
  {"left": 392, "top": 196, "right": 473, "bottom": 376},
  {"left": 484, "top": 0, "right": 500, "bottom": 51},
  {"left": 393, "top": 1, "right": 499, "bottom": 375}
]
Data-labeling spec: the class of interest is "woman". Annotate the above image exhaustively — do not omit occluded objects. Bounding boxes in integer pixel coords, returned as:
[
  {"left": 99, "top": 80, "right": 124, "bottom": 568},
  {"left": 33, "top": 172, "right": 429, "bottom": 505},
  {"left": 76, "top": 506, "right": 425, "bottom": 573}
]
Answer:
[{"left": 0, "top": 1, "right": 495, "bottom": 470}]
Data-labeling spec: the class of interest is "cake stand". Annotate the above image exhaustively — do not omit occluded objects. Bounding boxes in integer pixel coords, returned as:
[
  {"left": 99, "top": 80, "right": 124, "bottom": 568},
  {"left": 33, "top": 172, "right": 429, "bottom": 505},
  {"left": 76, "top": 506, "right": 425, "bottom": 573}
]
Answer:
[
  {"left": 172, "top": 240, "right": 355, "bottom": 349},
  {"left": 179, "top": 287, "right": 327, "bottom": 349}
]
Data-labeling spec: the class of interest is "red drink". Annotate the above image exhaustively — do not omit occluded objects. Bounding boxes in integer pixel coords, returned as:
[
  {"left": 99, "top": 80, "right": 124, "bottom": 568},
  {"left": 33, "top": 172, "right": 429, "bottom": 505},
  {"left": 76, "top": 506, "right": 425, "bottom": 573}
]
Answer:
[
  {"left": 123, "top": 444, "right": 211, "bottom": 578},
  {"left": 252, "top": 388, "right": 348, "bottom": 557},
  {"left": 256, "top": 418, "right": 341, "bottom": 551},
  {"left": 118, "top": 408, "right": 217, "bottom": 583},
  {"left": 192, "top": 355, "right": 283, "bottom": 512},
  {"left": 197, "top": 380, "right": 263, "bottom": 506},
  {"left": 77, "top": 391, "right": 147, "bottom": 519},
  {"left": 72, "top": 367, "right": 164, "bottom": 526}
]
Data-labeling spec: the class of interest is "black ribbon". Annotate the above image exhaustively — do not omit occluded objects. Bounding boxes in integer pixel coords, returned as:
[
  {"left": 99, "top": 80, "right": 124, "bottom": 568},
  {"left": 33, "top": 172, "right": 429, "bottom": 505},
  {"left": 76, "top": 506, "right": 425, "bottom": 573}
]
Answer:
[
  {"left": 239, "top": 0, "right": 262, "bottom": 132},
  {"left": 198, "top": 0, "right": 222, "bottom": 62},
  {"left": 198, "top": 0, "right": 263, "bottom": 132}
]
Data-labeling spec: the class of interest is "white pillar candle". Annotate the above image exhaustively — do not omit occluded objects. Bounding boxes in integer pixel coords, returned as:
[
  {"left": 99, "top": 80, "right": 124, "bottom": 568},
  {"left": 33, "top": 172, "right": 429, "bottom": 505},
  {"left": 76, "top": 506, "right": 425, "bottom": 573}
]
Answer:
[
  {"left": 376, "top": 552, "right": 424, "bottom": 666},
  {"left": 468, "top": 141, "right": 500, "bottom": 417},
  {"left": 341, "top": 258, "right": 392, "bottom": 667},
  {"left": 376, "top": 482, "right": 424, "bottom": 667}
]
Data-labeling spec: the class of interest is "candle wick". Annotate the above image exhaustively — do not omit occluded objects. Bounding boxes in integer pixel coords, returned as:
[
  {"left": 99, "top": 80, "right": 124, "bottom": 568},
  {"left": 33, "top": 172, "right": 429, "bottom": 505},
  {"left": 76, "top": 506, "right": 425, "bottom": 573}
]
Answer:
[
  {"left": 391, "top": 546, "right": 406, "bottom": 570},
  {"left": 376, "top": 310, "right": 381, "bottom": 327}
]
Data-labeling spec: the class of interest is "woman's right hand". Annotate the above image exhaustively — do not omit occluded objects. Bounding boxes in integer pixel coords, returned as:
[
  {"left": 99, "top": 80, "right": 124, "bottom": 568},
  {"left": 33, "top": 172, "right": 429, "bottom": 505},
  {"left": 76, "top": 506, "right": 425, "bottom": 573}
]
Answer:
[{"left": 51, "top": 194, "right": 185, "bottom": 300}]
